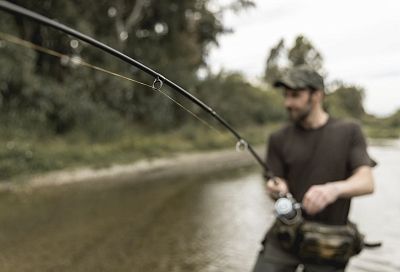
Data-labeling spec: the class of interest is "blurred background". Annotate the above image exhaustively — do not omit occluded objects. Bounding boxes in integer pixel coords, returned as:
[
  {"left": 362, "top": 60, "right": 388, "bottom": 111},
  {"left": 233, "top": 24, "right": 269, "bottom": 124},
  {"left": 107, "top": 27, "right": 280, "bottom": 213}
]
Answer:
[{"left": 0, "top": 0, "right": 399, "bottom": 271}]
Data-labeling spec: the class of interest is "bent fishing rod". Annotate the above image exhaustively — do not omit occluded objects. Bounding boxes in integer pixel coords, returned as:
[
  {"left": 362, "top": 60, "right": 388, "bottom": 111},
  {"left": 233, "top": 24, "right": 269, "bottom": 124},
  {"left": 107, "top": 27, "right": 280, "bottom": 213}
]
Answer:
[{"left": 0, "top": 0, "right": 274, "bottom": 178}]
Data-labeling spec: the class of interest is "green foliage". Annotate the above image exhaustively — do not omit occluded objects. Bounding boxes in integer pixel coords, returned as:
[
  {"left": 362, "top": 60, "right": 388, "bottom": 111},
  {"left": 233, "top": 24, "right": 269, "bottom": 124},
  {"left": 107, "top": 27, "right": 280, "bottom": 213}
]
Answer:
[
  {"left": 264, "top": 35, "right": 324, "bottom": 85},
  {"left": 196, "top": 72, "right": 286, "bottom": 127},
  {"left": 288, "top": 35, "right": 324, "bottom": 72},
  {"left": 362, "top": 111, "right": 400, "bottom": 139},
  {"left": 325, "top": 83, "right": 400, "bottom": 138},
  {"left": 2, "top": 0, "right": 281, "bottom": 180},
  {"left": 0, "top": 122, "right": 276, "bottom": 180},
  {"left": 0, "top": 0, "right": 242, "bottom": 133},
  {"left": 1, "top": 2, "right": 399, "bottom": 181},
  {"left": 387, "top": 109, "right": 400, "bottom": 127},
  {"left": 325, "top": 82, "right": 365, "bottom": 119},
  {"left": 264, "top": 39, "right": 285, "bottom": 85}
]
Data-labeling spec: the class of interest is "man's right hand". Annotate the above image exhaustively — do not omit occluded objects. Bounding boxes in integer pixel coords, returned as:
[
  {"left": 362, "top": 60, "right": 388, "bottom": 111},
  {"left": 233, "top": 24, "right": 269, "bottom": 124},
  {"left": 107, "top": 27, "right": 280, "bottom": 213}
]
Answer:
[{"left": 266, "top": 177, "right": 289, "bottom": 199}]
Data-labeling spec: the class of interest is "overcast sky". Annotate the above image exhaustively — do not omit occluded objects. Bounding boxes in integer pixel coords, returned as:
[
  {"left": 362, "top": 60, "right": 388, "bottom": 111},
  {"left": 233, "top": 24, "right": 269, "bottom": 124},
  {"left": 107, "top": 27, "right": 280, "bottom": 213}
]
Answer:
[{"left": 208, "top": 0, "right": 400, "bottom": 116}]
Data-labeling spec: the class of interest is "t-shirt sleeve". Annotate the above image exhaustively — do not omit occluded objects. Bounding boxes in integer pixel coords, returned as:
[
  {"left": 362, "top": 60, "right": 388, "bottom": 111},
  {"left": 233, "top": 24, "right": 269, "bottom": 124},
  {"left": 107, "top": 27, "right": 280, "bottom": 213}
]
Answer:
[
  {"left": 348, "top": 124, "right": 377, "bottom": 171},
  {"left": 265, "top": 134, "right": 285, "bottom": 179}
]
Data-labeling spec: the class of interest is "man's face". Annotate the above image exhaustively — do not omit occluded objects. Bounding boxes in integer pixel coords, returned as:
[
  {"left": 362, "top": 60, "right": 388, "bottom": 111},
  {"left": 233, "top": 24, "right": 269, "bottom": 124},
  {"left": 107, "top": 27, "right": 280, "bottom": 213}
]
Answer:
[{"left": 283, "top": 89, "right": 313, "bottom": 123}]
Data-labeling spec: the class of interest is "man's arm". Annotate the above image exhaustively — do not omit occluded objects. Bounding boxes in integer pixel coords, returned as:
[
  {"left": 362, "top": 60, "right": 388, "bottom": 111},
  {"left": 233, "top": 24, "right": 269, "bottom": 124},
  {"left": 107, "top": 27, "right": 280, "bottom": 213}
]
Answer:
[
  {"left": 302, "top": 165, "right": 374, "bottom": 215},
  {"left": 332, "top": 165, "right": 374, "bottom": 197},
  {"left": 264, "top": 132, "right": 288, "bottom": 200}
]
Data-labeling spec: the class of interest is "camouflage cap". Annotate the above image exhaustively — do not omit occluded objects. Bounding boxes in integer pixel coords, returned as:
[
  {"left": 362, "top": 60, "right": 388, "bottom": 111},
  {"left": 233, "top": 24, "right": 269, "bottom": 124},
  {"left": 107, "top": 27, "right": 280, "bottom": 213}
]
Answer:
[{"left": 274, "top": 65, "right": 324, "bottom": 91}]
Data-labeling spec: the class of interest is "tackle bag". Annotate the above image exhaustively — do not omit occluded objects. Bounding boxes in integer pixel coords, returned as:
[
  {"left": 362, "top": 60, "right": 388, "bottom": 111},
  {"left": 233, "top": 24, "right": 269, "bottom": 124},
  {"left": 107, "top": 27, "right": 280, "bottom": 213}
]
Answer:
[{"left": 272, "top": 220, "right": 365, "bottom": 266}]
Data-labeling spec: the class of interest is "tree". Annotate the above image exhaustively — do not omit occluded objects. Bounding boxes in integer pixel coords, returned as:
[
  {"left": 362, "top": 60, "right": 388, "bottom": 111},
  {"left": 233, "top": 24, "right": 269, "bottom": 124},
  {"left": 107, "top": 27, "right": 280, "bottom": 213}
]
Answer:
[
  {"left": 196, "top": 72, "right": 285, "bottom": 127},
  {"left": 325, "top": 83, "right": 365, "bottom": 119},
  {"left": 264, "top": 35, "right": 324, "bottom": 85},
  {"left": 288, "top": 35, "right": 323, "bottom": 72},
  {"left": 0, "top": 0, "right": 254, "bottom": 132},
  {"left": 264, "top": 39, "right": 284, "bottom": 85}
]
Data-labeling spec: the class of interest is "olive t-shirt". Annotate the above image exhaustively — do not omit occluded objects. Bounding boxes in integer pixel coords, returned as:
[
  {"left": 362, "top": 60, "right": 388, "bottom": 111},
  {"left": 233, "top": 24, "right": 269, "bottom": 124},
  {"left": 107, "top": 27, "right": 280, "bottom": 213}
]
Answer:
[{"left": 265, "top": 117, "right": 375, "bottom": 225}]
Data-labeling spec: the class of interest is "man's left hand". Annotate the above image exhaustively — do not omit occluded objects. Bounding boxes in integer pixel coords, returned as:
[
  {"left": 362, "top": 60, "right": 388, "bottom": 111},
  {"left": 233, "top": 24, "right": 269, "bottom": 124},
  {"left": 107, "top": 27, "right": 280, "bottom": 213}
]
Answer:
[{"left": 302, "top": 183, "right": 340, "bottom": 215}]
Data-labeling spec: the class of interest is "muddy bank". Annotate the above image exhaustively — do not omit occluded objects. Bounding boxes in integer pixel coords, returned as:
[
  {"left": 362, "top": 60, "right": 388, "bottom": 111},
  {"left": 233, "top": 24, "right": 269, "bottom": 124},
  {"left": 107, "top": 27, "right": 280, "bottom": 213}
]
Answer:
[{"left": 0, "top": 146, "right": 265, "bottom": 192}]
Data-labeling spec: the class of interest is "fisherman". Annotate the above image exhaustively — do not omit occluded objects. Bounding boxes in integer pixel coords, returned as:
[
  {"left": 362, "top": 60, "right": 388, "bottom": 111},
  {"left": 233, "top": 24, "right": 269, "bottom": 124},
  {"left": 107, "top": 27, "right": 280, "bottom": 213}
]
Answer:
[{"left": 252, "top": 65, "right": 376, "bottom": 272}]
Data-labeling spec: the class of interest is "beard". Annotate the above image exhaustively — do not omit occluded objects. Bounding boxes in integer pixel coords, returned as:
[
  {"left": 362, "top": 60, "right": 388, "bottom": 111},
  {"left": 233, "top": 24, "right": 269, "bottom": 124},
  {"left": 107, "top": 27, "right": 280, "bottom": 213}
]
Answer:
[{"left": 287, "top": 103, "right": 312, "bottom": 124}]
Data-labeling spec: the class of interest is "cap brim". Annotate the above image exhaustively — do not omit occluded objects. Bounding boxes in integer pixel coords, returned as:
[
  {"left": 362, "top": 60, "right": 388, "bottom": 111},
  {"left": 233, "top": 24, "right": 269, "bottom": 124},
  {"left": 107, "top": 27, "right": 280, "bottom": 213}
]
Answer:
[{"left": 273, "top": 79, "right": 296, "bottom": 90}]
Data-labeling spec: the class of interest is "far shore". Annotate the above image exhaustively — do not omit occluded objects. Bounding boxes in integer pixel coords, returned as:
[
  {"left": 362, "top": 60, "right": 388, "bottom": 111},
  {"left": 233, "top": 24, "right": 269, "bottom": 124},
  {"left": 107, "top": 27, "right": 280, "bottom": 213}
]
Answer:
[
  {"left": 0, "top": 146, "right": 265, "bottom": 192},
  {"left": 1, "top": 137, "right": 398, "bottom": 193}
]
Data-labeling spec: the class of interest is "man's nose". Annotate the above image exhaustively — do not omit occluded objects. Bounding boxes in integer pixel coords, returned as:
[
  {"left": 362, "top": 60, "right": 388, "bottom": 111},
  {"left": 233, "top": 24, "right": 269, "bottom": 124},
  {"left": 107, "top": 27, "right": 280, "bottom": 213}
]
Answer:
[{"left": 284, "top": 97, "right": 293, "bottom": 108}]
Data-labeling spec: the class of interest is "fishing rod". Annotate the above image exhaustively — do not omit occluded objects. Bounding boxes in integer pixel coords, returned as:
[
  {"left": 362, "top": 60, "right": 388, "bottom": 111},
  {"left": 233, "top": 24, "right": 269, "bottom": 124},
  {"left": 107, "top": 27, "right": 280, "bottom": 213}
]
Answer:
[{"left": 0, "top": 0, "right": 273, "bottom": 178}]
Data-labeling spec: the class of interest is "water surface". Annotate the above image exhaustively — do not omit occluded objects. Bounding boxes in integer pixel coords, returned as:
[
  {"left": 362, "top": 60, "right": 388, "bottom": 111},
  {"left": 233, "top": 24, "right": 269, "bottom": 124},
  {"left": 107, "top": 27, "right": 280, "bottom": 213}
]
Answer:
[{"left": 0, "top": 144, "right": 398, "bottom": 271}]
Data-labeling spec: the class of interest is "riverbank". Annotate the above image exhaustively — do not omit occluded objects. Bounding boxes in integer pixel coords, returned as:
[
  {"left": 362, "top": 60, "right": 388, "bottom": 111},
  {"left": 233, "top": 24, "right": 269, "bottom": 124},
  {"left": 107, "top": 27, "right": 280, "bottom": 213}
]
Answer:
[
  {"left": 2, "top": 135, "right": 399, "bottom": 193},
  {"left": 0, "top": 145, "right": 264, "bottom": 192},
  {"left": 0, "top": 124, "right": 275, "bottom": 182}
]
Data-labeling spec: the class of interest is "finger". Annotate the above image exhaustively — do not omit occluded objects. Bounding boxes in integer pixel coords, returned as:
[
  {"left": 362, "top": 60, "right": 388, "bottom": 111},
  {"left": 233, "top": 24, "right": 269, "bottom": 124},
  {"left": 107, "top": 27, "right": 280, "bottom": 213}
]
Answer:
[
  {"left": 266, "top": 179, "right": 276, "bottom": 188},
  {"left": 302, "top": 197, "right": 312, "bottom": 213},
  {"left": 310, "top": 193, "right": 329, "bottom": 214},
  {"left": 267, "top": 180, "right": 282, "bottom": 191},
  {"left": 303, "top": 201, "right": 315, "bottom": 215},
  {"left": 304, "top": 198, "right": 317, "bottom": 214},
  {"left": 303, "top": 189, "right": 321, "bottom": 214},
  {"left": 310, "top": 196, "right": 324, "bottom": 214},
  {"left": 312, "top": 187, "right": 332, "bottom": 210},
  {"left": 266, "top": 183, "right": 276, "bottom": 193},
  {"left": 303, "top": 188, "right": 316, "bottom": 207},
  {"left": 308, "top": 205, "right": 319, "bottom": 215},
  {"left": 305, "top": 196, "right": 320, "bottom": 215}
]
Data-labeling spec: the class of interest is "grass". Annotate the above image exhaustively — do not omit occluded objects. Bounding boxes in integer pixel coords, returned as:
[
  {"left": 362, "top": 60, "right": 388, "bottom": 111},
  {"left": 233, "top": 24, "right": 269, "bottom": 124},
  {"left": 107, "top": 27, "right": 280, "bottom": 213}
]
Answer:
[
  {"left": 363, "top": 125, "right": 400, "bottom": 139},
  {"left": 0, "top": 123, "right": 277, "bottom": 182},
  {"left": 1, "top": 115, "right": 398, "bottom": 183}
]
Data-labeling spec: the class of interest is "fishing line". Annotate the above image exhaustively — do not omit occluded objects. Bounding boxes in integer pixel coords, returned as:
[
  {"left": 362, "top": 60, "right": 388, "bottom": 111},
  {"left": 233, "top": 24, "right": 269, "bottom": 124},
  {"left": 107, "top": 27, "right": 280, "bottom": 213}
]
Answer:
[
  {"left": 0, "top": 0, "right": 270, "bottom": 174},
  {"left": 0, "top": 31, "right": 221, "bottom": 134},
  {"left": 0, "top": 31, "right": 152, "bottom": 88}
]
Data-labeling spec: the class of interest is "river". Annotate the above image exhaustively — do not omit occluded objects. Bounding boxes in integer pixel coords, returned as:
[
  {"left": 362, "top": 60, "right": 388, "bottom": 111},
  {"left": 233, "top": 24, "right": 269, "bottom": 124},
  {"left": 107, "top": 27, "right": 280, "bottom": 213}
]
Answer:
[{"left": 0, "top": 142, "right": 399, "bottom": 271}]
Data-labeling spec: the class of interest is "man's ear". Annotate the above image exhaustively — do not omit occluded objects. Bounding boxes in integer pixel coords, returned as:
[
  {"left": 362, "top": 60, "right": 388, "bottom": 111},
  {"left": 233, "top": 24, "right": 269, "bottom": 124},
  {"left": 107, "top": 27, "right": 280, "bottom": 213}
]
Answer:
[{"left": 311, "top": 90, "right": 324, "bottom": 104}]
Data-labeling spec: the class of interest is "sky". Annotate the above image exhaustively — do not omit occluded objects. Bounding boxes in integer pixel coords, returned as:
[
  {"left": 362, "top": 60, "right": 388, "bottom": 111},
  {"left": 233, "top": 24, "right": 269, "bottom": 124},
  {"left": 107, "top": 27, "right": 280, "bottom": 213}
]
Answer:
[{"left": 208, "top": 0, "right": 400, "bottom": 117}]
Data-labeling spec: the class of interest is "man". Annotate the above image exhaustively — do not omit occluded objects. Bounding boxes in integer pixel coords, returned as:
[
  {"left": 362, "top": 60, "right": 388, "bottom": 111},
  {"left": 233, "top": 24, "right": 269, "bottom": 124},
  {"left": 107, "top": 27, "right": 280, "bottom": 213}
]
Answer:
[{"left": 252, "top": 65, "right": 375, "bottom": 272}]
